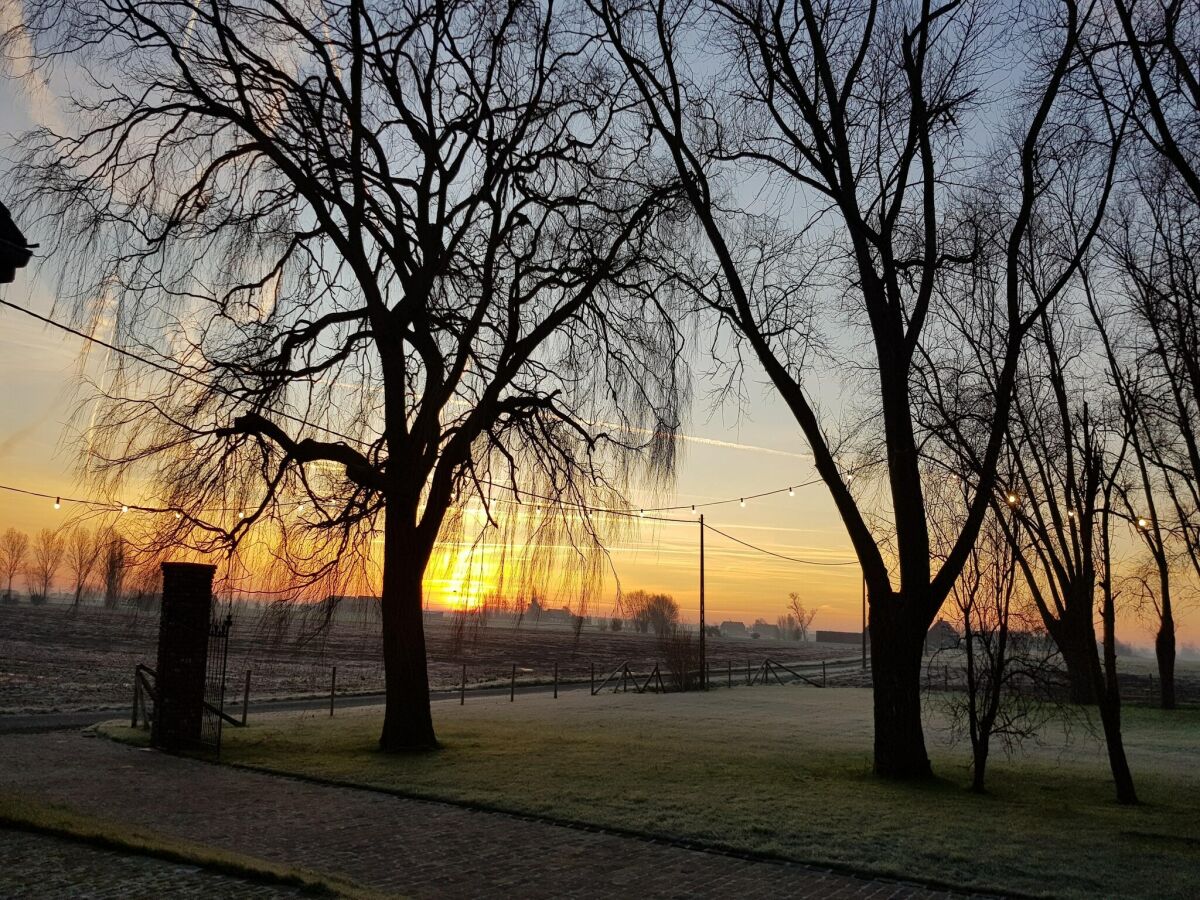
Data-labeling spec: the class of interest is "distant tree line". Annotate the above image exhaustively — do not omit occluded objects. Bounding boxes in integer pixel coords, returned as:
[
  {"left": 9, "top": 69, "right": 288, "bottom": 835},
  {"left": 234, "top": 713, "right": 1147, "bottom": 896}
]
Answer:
[{"left": 0, "top": 525, "right": 136, "bottom": 608}]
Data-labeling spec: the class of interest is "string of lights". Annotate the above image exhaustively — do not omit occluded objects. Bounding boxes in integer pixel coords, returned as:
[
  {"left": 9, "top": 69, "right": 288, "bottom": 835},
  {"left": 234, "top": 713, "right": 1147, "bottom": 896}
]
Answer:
[
  {"left": 0, "top": 481, "right": 860, "bottom": 566},
  {"left": 701, "top": 522, "right": 860, "bottom": 566},
  {"left": 0, "top": 298, "right": 868, "bottom": 514},
  {"left": 0, "top": 300, "right": 865, "bottom": 565}
]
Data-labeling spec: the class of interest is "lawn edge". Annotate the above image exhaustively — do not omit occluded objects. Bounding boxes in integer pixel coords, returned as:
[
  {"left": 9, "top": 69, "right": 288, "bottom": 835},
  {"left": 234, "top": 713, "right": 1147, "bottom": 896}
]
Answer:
[
  {"left": 96, "top": 722, "right": 1025, "bottom": 899},
  {"left": 0, "top": 793, "right": 388, "bottom": 900},
  {"left": 227, "top": 760, "right": 1029, "bottom": 898}
]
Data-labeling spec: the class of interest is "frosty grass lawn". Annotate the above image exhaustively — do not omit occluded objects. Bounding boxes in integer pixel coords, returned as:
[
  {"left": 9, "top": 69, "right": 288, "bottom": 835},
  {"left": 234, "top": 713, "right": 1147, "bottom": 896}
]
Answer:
[{"left": 103, "top": 686, "right": 1200, "bottom": 899}]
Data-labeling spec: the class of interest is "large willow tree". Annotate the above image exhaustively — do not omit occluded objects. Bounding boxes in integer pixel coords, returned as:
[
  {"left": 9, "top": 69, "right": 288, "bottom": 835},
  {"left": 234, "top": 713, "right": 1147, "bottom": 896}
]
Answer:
[{"left": 7, "top": 0, "right": 685, "bottom": 750}]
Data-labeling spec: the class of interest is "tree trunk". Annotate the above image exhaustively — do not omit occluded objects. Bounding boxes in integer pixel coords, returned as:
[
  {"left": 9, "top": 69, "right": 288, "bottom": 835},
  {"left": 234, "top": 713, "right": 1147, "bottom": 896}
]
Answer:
[
  {"left": 378, "top": 515, "right": 438, "bottom": 752},
  {"left": 1058, "top": 627, "right": 1099, "bottom": 705},
  {"left": 870, "top": 604, "right": 932, "bottom": 779},
  {"left": 971, "top": 741, "right": 989, "bottom": 794},
  {"left": 1092, "top": 664, "right": 1138, "bottom": 805},
  {"left": 1095, "top": 590, "right": 1137, "bottom": 804},
  {"left": 1155, "top": 610, "right": 1176, "bottom": 711}
]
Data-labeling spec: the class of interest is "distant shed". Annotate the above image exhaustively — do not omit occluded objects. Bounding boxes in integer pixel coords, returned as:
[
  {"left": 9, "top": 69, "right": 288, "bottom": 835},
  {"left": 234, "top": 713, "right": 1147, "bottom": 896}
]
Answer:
[{"left": 816, "top": 629, "right": 868, "bottom": 645}]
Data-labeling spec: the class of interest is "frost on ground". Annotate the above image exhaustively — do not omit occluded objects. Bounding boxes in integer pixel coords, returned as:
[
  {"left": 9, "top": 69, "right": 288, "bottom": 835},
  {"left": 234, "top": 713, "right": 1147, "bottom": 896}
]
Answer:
[{"left": 0, "top": 602, "right": 851, "bottom": 713}]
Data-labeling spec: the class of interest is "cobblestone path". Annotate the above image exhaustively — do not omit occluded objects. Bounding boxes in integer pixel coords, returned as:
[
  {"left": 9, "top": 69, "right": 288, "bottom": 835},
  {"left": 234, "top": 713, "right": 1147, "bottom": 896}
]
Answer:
[
  {"left": 0, "top": 828, "right": 305, "bottom": 898},
  {"left": 0, "top": 731, "right": 989, "bottom": 899}
]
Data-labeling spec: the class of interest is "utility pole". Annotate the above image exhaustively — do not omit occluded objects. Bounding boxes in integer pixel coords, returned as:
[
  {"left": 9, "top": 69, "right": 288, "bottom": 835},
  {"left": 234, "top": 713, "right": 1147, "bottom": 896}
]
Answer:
[{"left": 699, "top": 513, "right": 706, "bottom": 690}]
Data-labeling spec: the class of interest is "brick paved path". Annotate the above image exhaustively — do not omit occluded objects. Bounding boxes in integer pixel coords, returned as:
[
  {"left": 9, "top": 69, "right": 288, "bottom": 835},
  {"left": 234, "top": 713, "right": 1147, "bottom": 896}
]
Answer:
[
  {"left": 0, "top": 732, "right": 983, "bottom": 899},
  {"left": 0, "top": 828, "right": 305, "bottom": 898}
]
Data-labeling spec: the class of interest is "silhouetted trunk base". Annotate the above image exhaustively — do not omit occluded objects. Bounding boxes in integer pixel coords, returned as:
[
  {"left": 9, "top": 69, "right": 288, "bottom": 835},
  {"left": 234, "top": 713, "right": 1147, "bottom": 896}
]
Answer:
[
  {"left": 379, "top": 708, "right": 439, "bottom": 753},
  {"left": 872, "top": 628, "right": 933, "bottom": 780},
  {"left": 378, "top": 523, "right": 438, "bottom": 753}
]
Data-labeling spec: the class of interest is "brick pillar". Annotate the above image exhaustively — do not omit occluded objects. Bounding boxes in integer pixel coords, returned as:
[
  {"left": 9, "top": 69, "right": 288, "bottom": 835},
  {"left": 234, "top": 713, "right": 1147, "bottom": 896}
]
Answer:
[{"left": 151, "top": 562, "right": 215, "bottom": 751}]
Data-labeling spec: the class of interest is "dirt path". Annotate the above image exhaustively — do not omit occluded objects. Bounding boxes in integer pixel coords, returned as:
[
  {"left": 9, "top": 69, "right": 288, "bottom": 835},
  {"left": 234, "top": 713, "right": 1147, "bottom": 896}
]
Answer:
[{"left": 0, "top": 731, "right": 980, "bottom": 899}]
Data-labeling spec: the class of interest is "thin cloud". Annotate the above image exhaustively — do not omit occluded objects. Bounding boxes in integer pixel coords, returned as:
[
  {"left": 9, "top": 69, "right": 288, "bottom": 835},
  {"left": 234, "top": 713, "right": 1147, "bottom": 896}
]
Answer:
[{"left": 0, "top": 2, "right": 66, "bottom": 134}]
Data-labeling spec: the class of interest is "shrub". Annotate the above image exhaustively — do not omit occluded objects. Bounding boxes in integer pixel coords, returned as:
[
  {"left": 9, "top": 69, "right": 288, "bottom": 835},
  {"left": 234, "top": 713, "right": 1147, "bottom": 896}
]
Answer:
[{"left": 659, "top": 626, "right": 704, "bottom": 691}]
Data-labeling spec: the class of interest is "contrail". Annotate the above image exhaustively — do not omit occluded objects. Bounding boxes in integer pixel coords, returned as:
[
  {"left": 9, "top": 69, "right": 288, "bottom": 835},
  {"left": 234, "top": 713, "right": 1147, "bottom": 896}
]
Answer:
[{"left": 594, "top": 421, "right": 811, "bottom": 460}]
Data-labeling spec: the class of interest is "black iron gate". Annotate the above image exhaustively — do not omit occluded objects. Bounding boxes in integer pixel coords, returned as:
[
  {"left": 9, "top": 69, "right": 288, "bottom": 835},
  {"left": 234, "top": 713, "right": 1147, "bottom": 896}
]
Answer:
[{"left": 200, "top": 613, "right": 233, "bottom": 755}]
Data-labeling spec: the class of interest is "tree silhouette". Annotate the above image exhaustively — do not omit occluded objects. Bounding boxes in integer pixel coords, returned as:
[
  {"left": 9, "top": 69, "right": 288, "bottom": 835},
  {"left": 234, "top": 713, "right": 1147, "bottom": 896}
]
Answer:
[
  {"left": 9, "top": 0, "right": 685, "bottom": 749},
  {"left": 0, "top": 528, "right": 30, "bottom": 599},
  {"left": 592, "top": 0, "right": 1121, "bottom": 777}
]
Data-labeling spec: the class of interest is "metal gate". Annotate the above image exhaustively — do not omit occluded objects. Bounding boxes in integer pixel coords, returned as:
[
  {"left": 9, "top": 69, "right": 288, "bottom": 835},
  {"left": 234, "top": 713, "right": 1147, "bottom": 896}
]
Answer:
[{"left": 200, "top": 613, "right": 233, "bottom": 755}]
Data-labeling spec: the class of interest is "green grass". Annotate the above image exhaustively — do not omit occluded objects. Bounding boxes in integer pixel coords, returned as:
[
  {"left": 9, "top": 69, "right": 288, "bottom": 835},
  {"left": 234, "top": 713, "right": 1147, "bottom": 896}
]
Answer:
[
  {"left": 102, "top": 688, "right": 1200, "bottom": 899},
  {"left": 0, "top": 791, "right": 385, "bottom": 899}
]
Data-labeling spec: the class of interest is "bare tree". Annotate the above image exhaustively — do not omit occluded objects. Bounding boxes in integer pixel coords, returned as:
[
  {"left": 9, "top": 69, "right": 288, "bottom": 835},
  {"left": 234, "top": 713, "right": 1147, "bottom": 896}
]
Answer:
[
  {"left": 1091, "top": 400, "right": 1139, "bottom": 803},
  {"left": 941, "top": 509, "right": 1059, "bottom": 793},
  {"left": 10, "top": 0, "right": 685, "bottom": 750},
  {"left": 786, "top": 592, "right": 817, "bottom": 641},
  {"left": 1086, "top": 0, "right": 1200, "bottom": 204},
  {"left": 64, "top": 525, "right": 102, "bottom": 607},
  {"left": 101, "top": 533, "right": 126, "bottom": 610},
  {"left": 660, "top": 623, "right": 704, "bottom": 690},
  {"left": 30, "top": 527, "right": 65, "bottom": 602},
  {"left": 1089, "top": 278, "right": 1181, "bottom": 710},
  {"left": 623, "top": 589, "right": 678, "bottom": 636},
  {"left": 939, "top": 304, "right": 1140, "bottom": 802},
  {"left": 0, "top": 528, "right": 30, "bottom": 600},
  {"left": 592, "top": 0, "right": 1121, "bottom": 777},
  {"left": 997, "top": 311, "right": 1106, "bottom": 705},
  {"left": 777, "top": 613, "right": 798, "bottom": 640}
]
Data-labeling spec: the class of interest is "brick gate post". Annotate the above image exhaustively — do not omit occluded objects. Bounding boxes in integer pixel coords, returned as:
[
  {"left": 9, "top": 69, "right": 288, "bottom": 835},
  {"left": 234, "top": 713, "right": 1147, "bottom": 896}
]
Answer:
[{"left": 151, "top": 562, "right": 216, "bottom": 751}]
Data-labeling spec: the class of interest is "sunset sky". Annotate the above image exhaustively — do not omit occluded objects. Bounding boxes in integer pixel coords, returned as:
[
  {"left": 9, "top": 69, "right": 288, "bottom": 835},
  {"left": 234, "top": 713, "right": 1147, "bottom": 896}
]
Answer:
[{"left": 0, "top": 59, "right": 1191, "bottom": 647}]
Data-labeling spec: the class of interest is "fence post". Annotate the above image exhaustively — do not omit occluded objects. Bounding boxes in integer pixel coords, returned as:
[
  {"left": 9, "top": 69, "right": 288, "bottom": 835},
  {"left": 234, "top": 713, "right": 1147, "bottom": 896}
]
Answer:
[
  {"left": 510, "top": 663, "right": 516, "bottom": 702},
  {"left": 461, "top": 663, "right": 466, "bottom": 705},
  {"left": 131, "top": 674, "right": 140, "bottom": 728},
  {"left": 329, "top": 666, "right": 336, "bottom": 717},
  {"left": 590, "top": 661, "right": 595, "bottom": 695},
  {"left": 727, "top": 660, "right": 732, "bottom": 688},
  {"left": 553, "top": 662, "right": 558, "bottom": 699},
  {"left": 746, "top": 659, "right": 751, "bottom": 685},
  {"left": 241, "top": 670, "right": 251, "bottom": 726},
  {"left": 822, "top": 660, "right": 827, "bottom": 687},
  {"left": 944, "top": 665, "right": 949, "bottom": 692}
]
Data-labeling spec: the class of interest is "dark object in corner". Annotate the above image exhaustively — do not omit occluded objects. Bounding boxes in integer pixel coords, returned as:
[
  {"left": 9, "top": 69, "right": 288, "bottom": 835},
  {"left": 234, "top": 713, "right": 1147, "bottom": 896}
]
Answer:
[{"left": 0, "top": 200, "right": 36, "bottom": 284}]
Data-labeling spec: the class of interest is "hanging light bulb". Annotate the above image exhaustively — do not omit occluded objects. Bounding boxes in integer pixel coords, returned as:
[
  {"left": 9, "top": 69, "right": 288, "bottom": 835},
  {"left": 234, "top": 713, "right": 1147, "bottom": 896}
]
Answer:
[
  {"left": 1066, "top": 509, "right": 1075, "bottom": 520},
  {"left": 691, "top": 504, "right": 696, "bottom": 515},
  {"left": 53, "top": 497, "right": 61, "bottom": 510},
  {"left": 740, "top": 498, "right": 745, "bottom": 508},
  {"left": 1006, "top": 492, "right": 1019, "bottom": 507},
  {"left": 638, "top": 509, "right": 644, "bottom": 518},
  {"left": 788, "top": 486, "right": 794, "bottom": 497},
  {"left": 1137, "top": 516, "right": 1150, "bottom": 529}
]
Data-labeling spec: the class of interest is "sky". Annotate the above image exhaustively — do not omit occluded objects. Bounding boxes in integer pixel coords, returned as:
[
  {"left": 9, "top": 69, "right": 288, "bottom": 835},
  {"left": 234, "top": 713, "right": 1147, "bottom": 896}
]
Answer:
[{"left": 0, "top": 27, "right": 1191, "bottom": 648}]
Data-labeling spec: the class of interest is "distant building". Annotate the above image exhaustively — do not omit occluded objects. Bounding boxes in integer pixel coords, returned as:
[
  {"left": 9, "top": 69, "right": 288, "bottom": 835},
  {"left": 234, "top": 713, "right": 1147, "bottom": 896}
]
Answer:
[
  {"left": 719, "top": 620, "right": 747, "bottom": 637},
  {"left": 926, "top": 619, "right": 959, "bottom": 651},
  {"left": 752, "top": 623, "right": 781, "bottom": 640},
  {"left": 527, "top": 597, "right": 582, "bottom": 627},
  {"left": 816, "top": 629, "right": 868, "bottom": 645}
]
